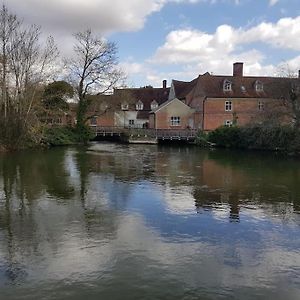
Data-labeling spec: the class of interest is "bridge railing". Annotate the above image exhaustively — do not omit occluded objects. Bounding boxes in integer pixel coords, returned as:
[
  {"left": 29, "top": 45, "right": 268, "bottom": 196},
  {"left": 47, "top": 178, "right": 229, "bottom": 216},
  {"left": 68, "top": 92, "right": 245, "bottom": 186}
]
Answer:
[{"left": 92, "top": 126, "right": 198, "bottom": 139}]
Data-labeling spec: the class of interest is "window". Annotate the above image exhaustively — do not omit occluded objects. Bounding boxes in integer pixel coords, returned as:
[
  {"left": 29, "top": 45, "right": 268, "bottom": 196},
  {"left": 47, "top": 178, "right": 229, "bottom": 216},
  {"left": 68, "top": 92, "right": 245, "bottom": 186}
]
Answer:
[
  {"left": 255, "top": 81, "right": 263, "bottom": 92},
  {"left": 151, "top": 100, "right": 158, "bottom": 110},
  {"left": 90, "top": 116, "right": 97, "bottom": 126},
  {"left": 224, "top": 120, "right": 233, "bottom": 127},
  {"left": 223, "top": 80, "right": 232, "bottom": 91},
  {"left": 129, "top": 119, "right": 134, "bottom": 126},
  {"left": 54, "top": 118, "right": 62, "bottom": 124},
  {"left": 170, "top": 116, "right": 180, "bottom": 126},
  {"left": 225, "top": 101, "right": 232, "bottom": 111},
  {"left": 258, "top": 101, "right": 264, "bottom": 111},
  {"left": 121, "top": 103, "right": 128, "bottom": 110},
  {"left": 136, "top": 101, "right": 144, "bottom": 110}
]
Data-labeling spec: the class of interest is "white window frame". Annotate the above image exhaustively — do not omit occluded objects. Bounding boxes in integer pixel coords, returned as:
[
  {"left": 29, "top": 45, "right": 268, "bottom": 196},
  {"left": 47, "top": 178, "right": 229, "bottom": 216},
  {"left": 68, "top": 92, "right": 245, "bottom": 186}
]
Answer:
[
  {"left": 258, "top": 101, "right": 264, "bottom": 111},
  {"left": 170, "top": 116, "right": 181, "bottom": 126},
  {"left": 136, "top": 101, "right": 144, "bottom": 110},
  {"left": 121, "top": 103, "right": 128, "bottom": 110},
  {"left": 224, "top": 120, "right": 233, "bottom": 127},
  {"left": 223, "top": 80, "right": 232, "bottom": 92},
  {"left": 255, "top": 81, "right": 263, "bottom": 92},
  {"left": 225, "top": 100, "right": 232, "bottom": 111},
  {"left": 151, "top": 101, "right": 158, "bottom": 110}
]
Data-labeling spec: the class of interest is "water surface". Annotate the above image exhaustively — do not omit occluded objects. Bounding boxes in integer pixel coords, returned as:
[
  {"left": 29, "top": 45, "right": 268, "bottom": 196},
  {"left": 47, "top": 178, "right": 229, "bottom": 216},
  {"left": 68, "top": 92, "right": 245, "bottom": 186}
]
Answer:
[{"left": 0, "top": 143, "right": 299, "bottom": 299}]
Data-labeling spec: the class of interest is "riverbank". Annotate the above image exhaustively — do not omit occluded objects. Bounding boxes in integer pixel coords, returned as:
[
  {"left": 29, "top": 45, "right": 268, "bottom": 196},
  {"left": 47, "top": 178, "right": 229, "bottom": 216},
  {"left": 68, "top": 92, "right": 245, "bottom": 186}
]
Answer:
[{"left": 196, "top": 125, "right": 300, "bottom": 156}]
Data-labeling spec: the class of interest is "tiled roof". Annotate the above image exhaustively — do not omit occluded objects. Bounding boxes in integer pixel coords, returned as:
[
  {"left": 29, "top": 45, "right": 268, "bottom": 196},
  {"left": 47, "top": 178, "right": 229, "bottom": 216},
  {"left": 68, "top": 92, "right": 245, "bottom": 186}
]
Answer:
[
  {"left": 172, "top": 72, "right": 299, "bottom": 99},
  {"left": 136, "top": 111, "right": 150, "bottom": 119},
  {"left": 114, "top": 86, "right": 170, "bottom": 110},
  {"left": 172, "top": 78, "right": 198, "bottom": 99}
]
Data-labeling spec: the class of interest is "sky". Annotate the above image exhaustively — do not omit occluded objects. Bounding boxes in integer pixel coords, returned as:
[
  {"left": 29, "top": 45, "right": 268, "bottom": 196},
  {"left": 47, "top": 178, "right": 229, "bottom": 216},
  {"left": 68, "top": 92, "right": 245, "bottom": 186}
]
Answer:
[{"left": 5, "top": 0, "right": 300, "bottom": 87}]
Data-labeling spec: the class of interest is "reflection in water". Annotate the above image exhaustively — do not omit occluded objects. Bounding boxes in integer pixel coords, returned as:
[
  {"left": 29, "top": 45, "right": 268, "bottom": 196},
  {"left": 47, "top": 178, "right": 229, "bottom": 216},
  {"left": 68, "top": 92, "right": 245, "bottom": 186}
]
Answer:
[{"left": 0, "top": 143, "right": 299, "bottom": 299}]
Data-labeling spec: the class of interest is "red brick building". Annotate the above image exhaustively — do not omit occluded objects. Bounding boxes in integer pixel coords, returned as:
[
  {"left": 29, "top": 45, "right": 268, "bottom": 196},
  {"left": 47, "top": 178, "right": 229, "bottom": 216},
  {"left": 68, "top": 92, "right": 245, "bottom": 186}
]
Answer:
[{"left": 168, "top": 62, "right": 299, "bottom": 131}]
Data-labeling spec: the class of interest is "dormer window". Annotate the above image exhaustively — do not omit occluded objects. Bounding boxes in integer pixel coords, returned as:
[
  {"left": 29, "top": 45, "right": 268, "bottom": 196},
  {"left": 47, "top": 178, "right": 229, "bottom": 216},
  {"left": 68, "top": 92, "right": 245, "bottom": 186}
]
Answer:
[
  {"left": 136, "top": 100, "right": 144, "bottom": 110},
  {"left": 223, "top": 80, "right": 232, "bottom": 92},
  {"left": 255, "top": 81, "right": 263, "bottom": 92},
  {"left": 151, "top": 100, "right": 158, "bottom": 110},
  {"left": 121, "top": 102, "right": 128, "bottom": 110}
]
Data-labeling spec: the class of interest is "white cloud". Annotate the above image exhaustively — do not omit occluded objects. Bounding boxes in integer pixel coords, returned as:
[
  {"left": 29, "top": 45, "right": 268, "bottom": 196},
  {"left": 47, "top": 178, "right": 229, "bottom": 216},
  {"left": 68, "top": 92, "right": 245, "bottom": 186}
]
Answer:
[
  {"left": 5, "top": 0, "right": 246, "bottom": 35},
  {"left": 148, "top": 16, "right": 300, "bottom": 80},
  {"left": 269, "top": 0, "right": 279, "bottom": 6},
  {"left": 7, "top": 0, "right": 165, "bottom": 33},
  {"left": 241, "top": 17, "right": 300, "bottom": 51}
]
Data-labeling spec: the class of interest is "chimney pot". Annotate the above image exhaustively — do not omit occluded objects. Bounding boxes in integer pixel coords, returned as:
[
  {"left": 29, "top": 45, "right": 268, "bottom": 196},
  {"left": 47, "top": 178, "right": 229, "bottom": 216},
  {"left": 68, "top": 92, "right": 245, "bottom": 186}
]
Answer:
[
  {"left": 233, "top": 62, "right": 243, "bottom": 77},
  {"left": 163, "top": 80, "right": 167, "bottom": 89}
]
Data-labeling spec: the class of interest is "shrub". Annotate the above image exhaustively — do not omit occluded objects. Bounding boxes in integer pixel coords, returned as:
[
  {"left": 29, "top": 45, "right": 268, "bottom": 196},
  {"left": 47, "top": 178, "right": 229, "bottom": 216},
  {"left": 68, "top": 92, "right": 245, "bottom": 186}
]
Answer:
[
  {"left": 195, "top": 131, "right": 210, "bottom": 147},
  {"left": 43, "top": 126, "right": 81, "bottom": 146},
  {"left": 206, "top": 125, "right": 300, "bottom": 154},
  {"left": 208, "top": 126, "right": 242, "bottom": 148}
]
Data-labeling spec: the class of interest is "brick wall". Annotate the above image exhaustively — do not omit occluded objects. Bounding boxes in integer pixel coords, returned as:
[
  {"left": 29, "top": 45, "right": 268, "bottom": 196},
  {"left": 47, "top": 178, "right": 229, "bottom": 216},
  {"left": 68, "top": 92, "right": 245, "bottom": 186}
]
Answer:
[
  {"left": 154, "top": 99, "right": 195, "bottom": 129},
  {"left": 203, "top": 97, "right": 277, "bottom": 131}
]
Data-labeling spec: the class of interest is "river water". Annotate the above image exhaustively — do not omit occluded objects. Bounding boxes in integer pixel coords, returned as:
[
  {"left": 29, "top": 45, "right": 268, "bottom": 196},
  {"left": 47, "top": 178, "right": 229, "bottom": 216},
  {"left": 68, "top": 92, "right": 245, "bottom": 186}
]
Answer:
[{"left": 0, "top": 143, "right": 299, "bottom": 300}]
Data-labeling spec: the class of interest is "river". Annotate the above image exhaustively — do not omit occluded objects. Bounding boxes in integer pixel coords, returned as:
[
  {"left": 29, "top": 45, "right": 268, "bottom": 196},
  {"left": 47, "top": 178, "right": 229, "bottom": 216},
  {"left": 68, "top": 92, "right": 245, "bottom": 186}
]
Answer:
[{"left": 0, "top": 143, "right": 299, "bottom": 300}]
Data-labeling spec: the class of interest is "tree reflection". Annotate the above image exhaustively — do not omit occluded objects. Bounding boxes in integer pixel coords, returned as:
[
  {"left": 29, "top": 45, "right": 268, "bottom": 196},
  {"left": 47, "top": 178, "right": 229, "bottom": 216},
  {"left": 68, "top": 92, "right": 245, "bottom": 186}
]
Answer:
[{"left": 0, "top": 148, "right": 76, "bottom": 284}]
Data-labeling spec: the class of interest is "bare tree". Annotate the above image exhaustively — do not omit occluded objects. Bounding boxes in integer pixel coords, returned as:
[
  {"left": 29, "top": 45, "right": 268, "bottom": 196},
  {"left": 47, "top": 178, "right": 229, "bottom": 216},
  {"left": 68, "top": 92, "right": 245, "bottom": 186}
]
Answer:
[
  {"left": 272, "top": 64, "right": 300, "bottom": 129},
  {"left": 66, "top": 29, "right": 123, "bottom": 141},
  {"left": 0, "top": 5, "right": 59, "bottom": 150},
  {"left": 0, "top": 4, "right": 19, "bottom": 118}
]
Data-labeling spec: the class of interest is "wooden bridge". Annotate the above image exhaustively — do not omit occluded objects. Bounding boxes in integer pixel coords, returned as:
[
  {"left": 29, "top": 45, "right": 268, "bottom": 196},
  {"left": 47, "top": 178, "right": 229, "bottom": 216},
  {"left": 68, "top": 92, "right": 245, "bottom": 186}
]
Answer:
[{"left": 90, "top": 126, "right": 198, "bottom": 142}]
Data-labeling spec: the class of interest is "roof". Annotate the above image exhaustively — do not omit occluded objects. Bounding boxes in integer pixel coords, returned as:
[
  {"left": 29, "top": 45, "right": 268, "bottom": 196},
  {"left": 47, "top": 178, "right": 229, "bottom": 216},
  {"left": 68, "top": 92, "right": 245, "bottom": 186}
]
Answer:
[
  {"left": 151, "top": 97, "right": 194, "bottom": 114},
  {"left": 114, "top": 86, "right": 170, "bottom": 110},
  {"left": 172, "top": 78, "right": 198, "bottom": 99},
  {"left": 172, "top": 72, "right": 299, "bottom": 100}
]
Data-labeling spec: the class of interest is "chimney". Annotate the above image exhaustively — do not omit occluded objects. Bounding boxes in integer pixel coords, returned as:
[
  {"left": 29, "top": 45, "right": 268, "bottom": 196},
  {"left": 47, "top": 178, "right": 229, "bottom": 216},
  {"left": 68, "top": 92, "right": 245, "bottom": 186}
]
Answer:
[
  {"left": 233, "top": 62, "right": 243, "bottom": 77},
  {"left": 163, "top": 79, "right": 167, "bottom": 89}
]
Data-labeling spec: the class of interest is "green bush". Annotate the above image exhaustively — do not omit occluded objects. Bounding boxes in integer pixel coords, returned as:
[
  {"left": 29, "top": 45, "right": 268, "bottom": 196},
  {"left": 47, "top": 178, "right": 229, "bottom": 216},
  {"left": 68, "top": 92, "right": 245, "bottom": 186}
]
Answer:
[
  {"left": 43, "top": 126, "right": 81, "bottom": 146},
  {"left": 195, "top": 131, "right": 210, "bottom": 147},
  {"left": 208, "top": 126, "right": 242, "bottom": 148},
  {"left": 206, "top": 125, "right": 300, "bottom": 154}
]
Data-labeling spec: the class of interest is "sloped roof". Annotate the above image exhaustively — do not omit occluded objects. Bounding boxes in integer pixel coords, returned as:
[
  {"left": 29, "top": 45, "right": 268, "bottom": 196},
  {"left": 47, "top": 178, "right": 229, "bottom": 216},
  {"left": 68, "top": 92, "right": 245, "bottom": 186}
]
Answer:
[
  {"left": 116, "top": 87, "right": 170, "bottom": 108},
  {"left": 151, "top": 97, "right": 194, "bottom": 114},
  {"left": 172, "top": 78, "right": 198, "bottom": 99},
  {"left": 172, "top": 72, "right": 299, "bottom": 99}
]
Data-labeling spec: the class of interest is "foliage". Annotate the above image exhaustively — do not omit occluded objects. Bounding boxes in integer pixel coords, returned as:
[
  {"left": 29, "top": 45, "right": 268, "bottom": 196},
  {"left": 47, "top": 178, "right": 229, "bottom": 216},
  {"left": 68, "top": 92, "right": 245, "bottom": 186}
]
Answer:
[
  {"left": 208, "top": 126, "right": 242, "bottom": 148},
  {"left": 207, "top": 125, "right": 300, "bottom": 155},
  {"left": 43, "top": 126, "right": 93, "bottom": 146},
  {"left": 42, "top": 81, "right": 73, "bottom": 110},
  {"left": 0, "top": 107, "right": 28, "bottom": 151},
  {"left": 43, "top": 127, "right": 74, "bottom": 146},
  {"left": 195, "top": 131, "right": 210, "bottom": 147}
]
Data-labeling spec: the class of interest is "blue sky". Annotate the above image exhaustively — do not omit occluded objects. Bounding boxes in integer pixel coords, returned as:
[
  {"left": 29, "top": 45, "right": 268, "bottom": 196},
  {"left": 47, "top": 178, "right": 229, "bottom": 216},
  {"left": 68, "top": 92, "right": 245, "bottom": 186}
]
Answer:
[{"left": 6, "top": 0, "right": 300, "bottom": 87}]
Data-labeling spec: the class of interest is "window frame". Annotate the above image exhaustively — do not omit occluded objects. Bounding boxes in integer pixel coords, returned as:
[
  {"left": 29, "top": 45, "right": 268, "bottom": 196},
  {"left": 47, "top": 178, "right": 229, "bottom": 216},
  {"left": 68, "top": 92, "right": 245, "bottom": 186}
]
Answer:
[
  {"left": 223, "top": 80, "right": 232, "bottom": 92},
  {"left": 136, "top": 101, "right": 144, "bottom": 111},
  {"left": 90, "top": 116, "right": 97, "bottom": 126},
  {"left": 170, "top": 116, "right": 181, "bottom": 126},
  {"left": 121, "top": 103, "right": 128, "bottom": 110},
  {"left": 224, "top": 120, "right": 233, "bottom": 127},
  {"left": 225, "top": 100, "right": 232, "bottom": 112},
  {"left": 258, "top": 101, "right": 264, "bottom": 111},
  {"left": 255, "top": 81, "right": 264, "bottom": 92},
  {"left": 151, "top": 100, "right": 158, "bottom": 110}
]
